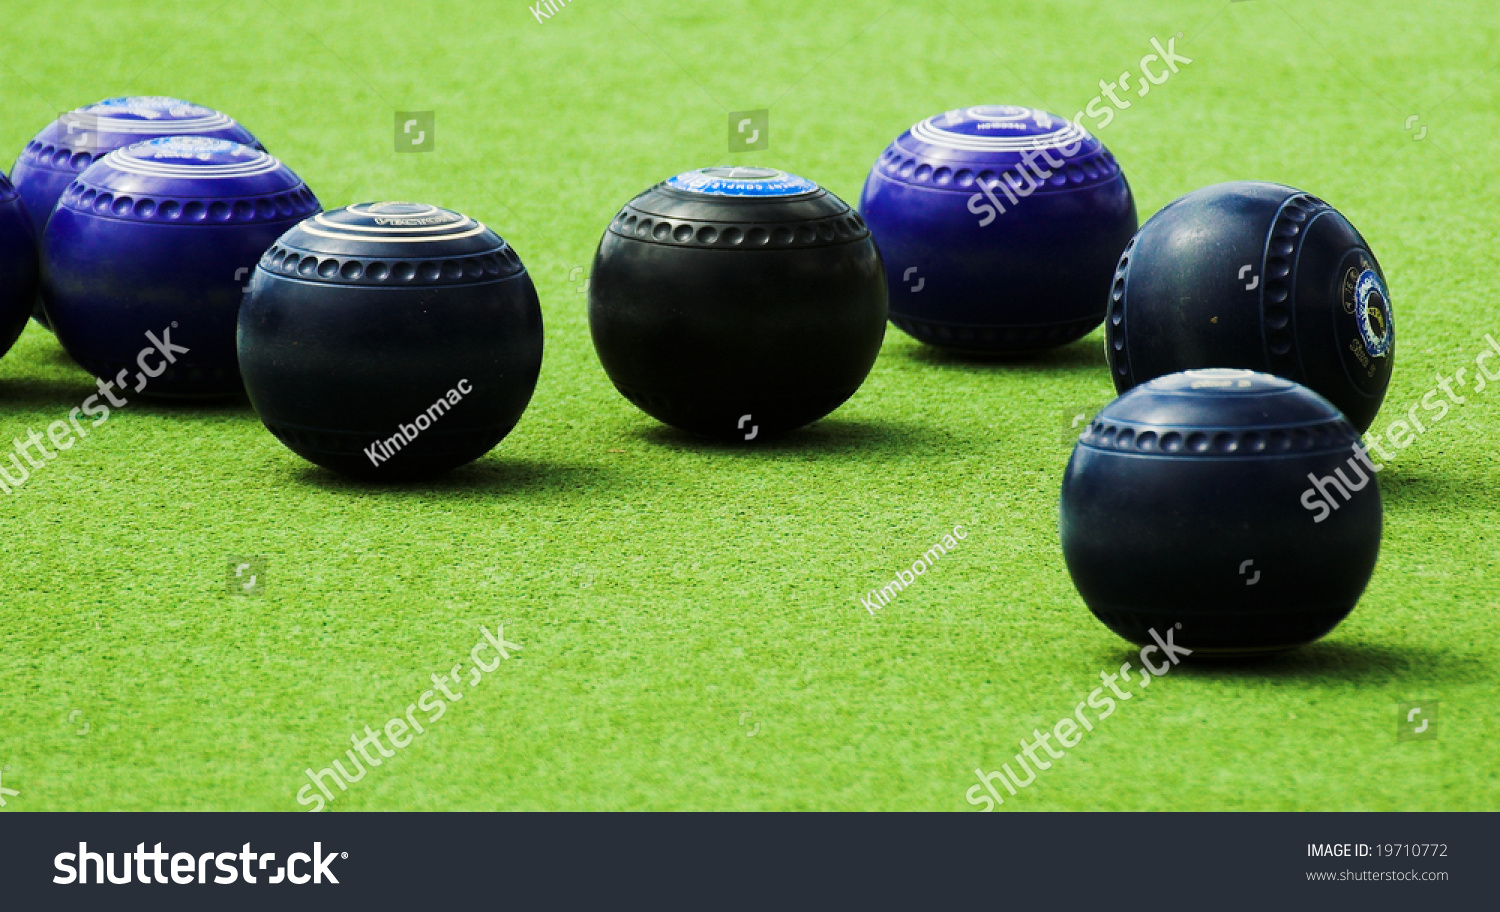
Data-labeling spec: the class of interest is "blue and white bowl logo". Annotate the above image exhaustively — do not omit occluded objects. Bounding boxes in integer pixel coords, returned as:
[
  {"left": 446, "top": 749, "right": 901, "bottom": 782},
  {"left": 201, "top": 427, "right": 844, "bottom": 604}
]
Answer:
[
  {"left": 65, "top": 97, "right": 238, "bottom": 137},
  {"left": 140, "top": 136, "right": 240, "bottom": 161},
  {"left": 665, "top": 167, "right": 819, "bottom": 198},
  {"left": 107, "top": 137, "right": 281, "bottom": 178},
  {"left": 86, "top": 96, "right": 216, "bottom": 121},
  {"left": 1353, "top": 269, "right": 1393, "bottom": 358}
]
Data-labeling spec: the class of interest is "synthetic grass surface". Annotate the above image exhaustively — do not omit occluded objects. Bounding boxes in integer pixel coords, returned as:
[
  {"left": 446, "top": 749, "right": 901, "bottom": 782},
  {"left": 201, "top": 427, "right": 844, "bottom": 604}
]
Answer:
[{"left": 1, "top": 0, "right": 1497, "bottom": 811}]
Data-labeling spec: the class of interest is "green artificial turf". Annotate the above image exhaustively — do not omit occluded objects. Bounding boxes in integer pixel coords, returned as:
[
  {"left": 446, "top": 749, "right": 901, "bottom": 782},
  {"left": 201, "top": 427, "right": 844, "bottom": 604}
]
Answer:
[{"left": 1, "top": 0, "right": 1498, "bottom": 811}]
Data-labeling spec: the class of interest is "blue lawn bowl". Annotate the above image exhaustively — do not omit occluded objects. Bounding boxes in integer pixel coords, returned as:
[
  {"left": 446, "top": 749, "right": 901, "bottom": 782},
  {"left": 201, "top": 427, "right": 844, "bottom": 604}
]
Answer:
[
  {"left": 861, "top": 105, "right": 1137, "bottom": 353},
  {"left": 238, "top": 202, "right": 544, "bottom": 480},
  {"left": 42, "top": 137, "right": 318, "bottom": 398},
  {"left": 1059, "top": 369, "right": 1382, "bottom": 655},
  {"left": 11, "top": 96, "right": 263, "bottom": 328}
]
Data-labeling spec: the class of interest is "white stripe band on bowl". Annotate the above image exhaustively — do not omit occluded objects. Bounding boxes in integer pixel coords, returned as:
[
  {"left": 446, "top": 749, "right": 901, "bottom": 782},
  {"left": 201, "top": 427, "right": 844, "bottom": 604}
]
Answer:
[{"left": 909, "top": 118, "right": 1090, "bottom": 152}]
